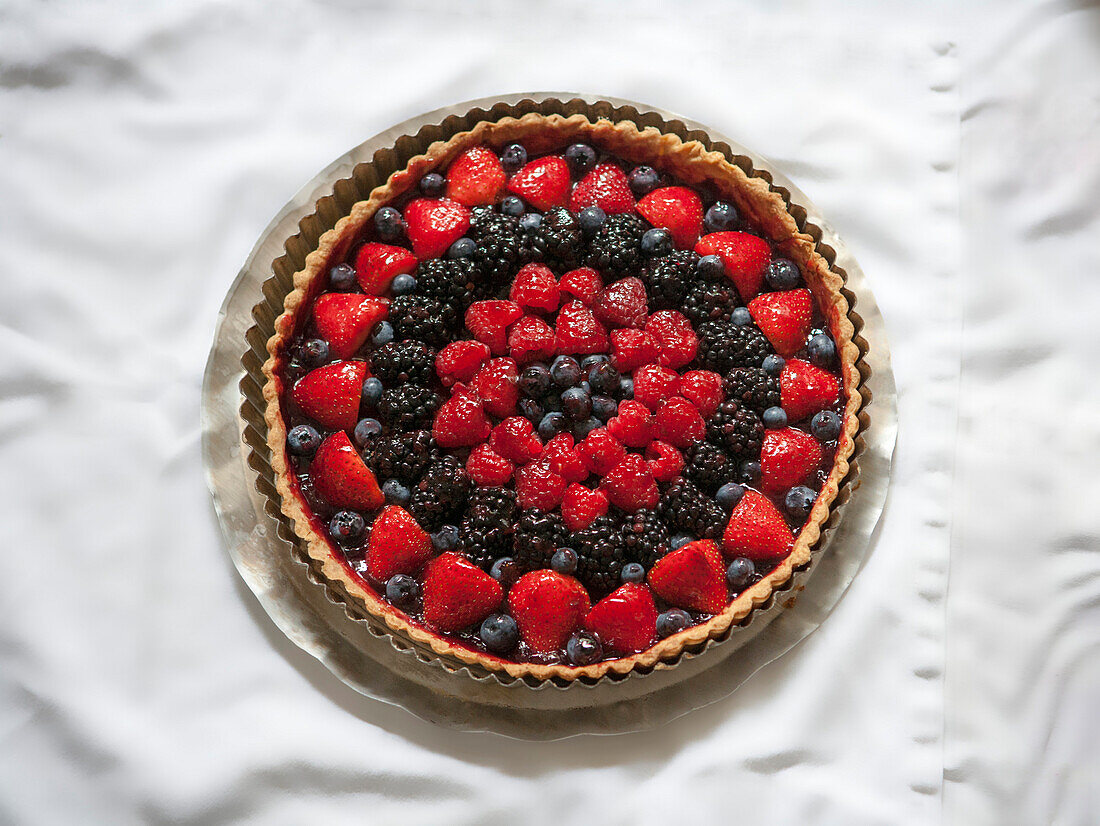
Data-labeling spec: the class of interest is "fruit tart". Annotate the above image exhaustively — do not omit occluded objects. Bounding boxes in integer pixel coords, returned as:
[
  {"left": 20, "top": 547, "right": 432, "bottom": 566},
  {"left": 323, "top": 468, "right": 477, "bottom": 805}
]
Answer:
[{"left": 262, "top": 113, "right": 861, "bottom": 681}]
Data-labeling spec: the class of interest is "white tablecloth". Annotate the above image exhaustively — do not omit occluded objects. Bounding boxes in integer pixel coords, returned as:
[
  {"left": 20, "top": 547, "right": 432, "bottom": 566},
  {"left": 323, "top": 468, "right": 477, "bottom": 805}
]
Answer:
[{"left": 1, "top": 2, "right": 1097, "bottom": 823}]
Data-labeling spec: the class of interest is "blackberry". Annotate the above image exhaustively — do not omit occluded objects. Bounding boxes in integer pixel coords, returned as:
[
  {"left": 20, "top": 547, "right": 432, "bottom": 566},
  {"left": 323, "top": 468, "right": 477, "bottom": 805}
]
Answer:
[
  {"left": 585, "top": 213, "right": 646, "bottom": 278},
  {"left": 642, "top": 249, "right": 698, "bottom": 309},
  {"left": 415, "top": 257, "right": 483, "bottom": 308},
  {"left": 388, "top": 295, "right": 458, "bottom": 348},
  {"left": 513, "top": 509, "right": 567, "bottom": 572},
  {"left": 706, "top": 400, "right": 764, "bottom": 460},
  {"left": 531, "top": 207, "right": 584, "bottom": 272},
  {"left": 360, "top": 429, "right": 435, "bottom": 484},
  {"left": 408, "top": 454, "right": 471, "bottom": 531},
  {"left": 683, "top": 441, "right": 738, "bottom": 494},
  {"left": 457, "top": 487, "right": 518, "bottom": 570},
  {"left": 696, "top": 320, "right": 773, "bottom": 374},
  {"left": 573, "top": 514, "right": 627, "bottom": 597},
  {"left": 621, "top": 510, "right": 672, "bottom": 570},
  {"left": 369, "top": 339, "right": 436, "bottom": 387},
  {"left": 377, "top": 386, "right": 442, "bottom": 430},
  {"left": 658, "top": 478, "right": 727, "bottom": 540},
  {"left": 682, "top": 278, "right": 742, "bottom": 324},
  {"left": 723, "top": 367, "right": 781, "bottom": 414},
  {"left": 468, "top": 207, "right": 523, "bottom": 289}
]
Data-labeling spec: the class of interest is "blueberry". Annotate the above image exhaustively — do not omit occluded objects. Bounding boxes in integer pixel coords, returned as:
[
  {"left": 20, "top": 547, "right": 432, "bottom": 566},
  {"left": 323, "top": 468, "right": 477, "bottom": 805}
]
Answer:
[
  {"left": 577, "top": 206, "right": 607, "bottom": 236},
  {"left": 287, "top": 424, "right": 322, "bottom": 456},
  {"left": 587, "top": 361, "right": 620, "bottom": 395},
  {"left": 519, "top": 212, "right": 542, "bottom": 232},
  {"left": 762, "top": 354, "right": 786, "bottom": 375},
  {"left": 328, "top": 263, "right": 357, "bottom": 291},
  {"left": 329, "top": 510, "right": 365, "bottom": 544},
  {"left": 490, "top": 556, "right": 517, "bottom": 584},
  {"left": 370, "top": 320, "right": 394, "bottom": 347},
  {"left": 591, "top": 394, "right": 618, "bottom": 422},
  {"left": 361, "top": 377, "right": 383, "bottom": 409},
  {"left": 352, "top": 417, "right": 382, "bottom": 447},
  {"left": 551, "top": 547, "right": 578, "bottom": 575},
  {"left": 579, "top": 380, "right": 592, "bottom": 394},
  {"left": 550, "top": 355, "right": 582, "bottom": 388},
  {"left": 567, "top": 632, "right": 603, "bottom": 666},
  {"left": 565, "top": 143, "right": 597, "bottom": 175},
  {"left": 419, "top": 172, "right": 445, "bottom": 197},
  {"left": 574, "top": 417, "right": 603, "bottom": 439},
  {"left": 739, "top": 460, "right": 762, "bottom": 485},
  {"left": 519, "top": 363, "right": 552, "bottom": 398},
  {"left": 518, "top": 397, "right": 545, "bottom": 424},
  {"left": 448, "top": 237, "right": 476, "bottom": 259},
  {"left": 561, "top": 387, "right": 592, "bottom": 421},
  {"left": 538, "top": 411, "right": 569, "bottom": 440},
  {"left": 391, "top": 274, "right": 417, "bottom": 295},
  {"left": 620, "top": 562, "right": 646, "bottom": 584},
  {"left": 656, "top": 608, "right": 691, "bottom": 638},
  {"left": 671, "top": 533, "right": 694, "bottom": 550},
  {"left": 382, "top": 478, "right": 411, "bottom": 507},
  {"left": 501, "top": 143, "right": 527, "bottom": 174},
  {"left": 807, "top": 333, "right": 836, "bottom": 367},
  {"left": 715, "top": 482, "right": 745, "bottom": 512},
  {"left": 640, "top": 227, "right": 673, "bottom": 257},
  {"left": 299, "top": 338, "right": 329, "bottom": 367},
  {"left": 765, "top": 258, "right": 801, "bottom": 290},
  {"left": 762, "top": 406, "right": 788, "bottom": 429},
  {"left": 731, "top": 307, "right": 753, "bottom": 327},
  {"left": 385, "top": 574, "right": 419, "bottom": 609},
  {"left": 697, "top": 254, "right": 725, "bottom": 280},
  {"left": 580, "top": 354, "right": 610, "bottom": 369},
  {"left": 726, "top": 557, "right": 755, "bottom": 589},
  {"left": 811, "top": 409, "right": 842, "bottom": 441},
  {"left": 785, "top": 486, "right": 817, "bottom": 520},
  {"left": 374, "top": 206, "right": 405, "bottom": 242},
  {"left": 628, "top": 165, "right": 660, "bottom": 195},
  {"left": 704, "top": 201, "right": 738, "bottom": 232},
  {"left": 432, "top": 524, "right": 459, "bottom": 551},
  {"left": 479, "top": 613, "right": 519, "bottom": 654},
  {"left": 618, "top": 376, "right": 635, "bottom": 400},
  {"left": 500, "top": 195, "right": 525, "bottom": 217}
]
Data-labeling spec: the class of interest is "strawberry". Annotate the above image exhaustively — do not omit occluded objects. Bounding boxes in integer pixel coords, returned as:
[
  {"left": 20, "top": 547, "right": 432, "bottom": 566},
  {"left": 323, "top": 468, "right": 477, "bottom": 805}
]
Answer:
[
  {"left": 489, "top": 416, "right": 543, "bottom": 464},
  {"left": 434, "top": 339, "right": 490, "bottom": 387},
  {"left": 291, "top": 360, "right": 367, "bottom": 431},
  {"left": 655, "top": 396, "right": 706, "bottom": 449},
  {"left": 508, "top": 570, "right": 590, "bottom": 653},
  {"left": 561, "top": 483, "right": 610, "bottom": 531},
  {"left": 354, "top": 242, "right": 417, "bottom": 295},
  {"left": 592, "top": 277, "right": 648, "bottom": 329},
  {"left": 465, "top": 443, "right": 514, "bottom": 486},
  {"left": 465, "top": 300, "right": 523, "bottom": 355},
  {"left": 760, "top": 427, "right": 823, "bottom": 495},
  {"left": 605, "top": 399, "right": 656, "bottom": 448},
  {"left": 584, "top": 583, "right": 657, "bottom": 654},
  {"left": 780, "top": 358, "right": 840, "bottom": 422},
  {"left": 514, "top": 460, "right": 567, "bottom": 511},
  {"left": 365, "top": 505, "right": 433, "bottom": 582},
  {"left": 748, "top": 288, "right": 813, "bottom": 358},
  {"left": 558, "top": 267, "right": 603, "bottom": 305},
  {"left": 508, "top": 315, "right": 557, "bottom": 364},
  {"left": 609, "top": 328, "right": 661, "bottom": 372},
  {"left": 421, "top": 552, "right": 503, "bottom": 632},
  {"left": 647, "top": 540, "right": 727, "bottom": 613},
  {"left": 432, "top": 384, "right": 492, "bottom": 448},
  {"left": 312, "top": 294, "right": 390, "bottom": 360},
  {"left": 636, "top": 186, "right": 703, "bottom": 248},
  {"left": 509, "top": 263, "right": 560, "bottom": 313},
  {"left": 600, "top": 453, "right": 659, "bottom": 511},
  {"left": 555, "top": 300, "right": 609, "bottom": 354},
  {"left": 695, "top": 231, "right": 771, "bottom": 301},
  {"left": 570, "top": 163, "right": 636, "bottom": 215},
  {"left": 310, "top": 430, "right": 384, "bottom": 512},
  {"left": 644, "top": 310, "right": 698, "bottom": 369},
  {"left": 721, "top": 489, "right": 794, "bottom": 560},
  {"left": 632, "top": 364, "right": 681, "bottom": 411},
  {"left": 445, "top": 146, "right": 506, "bottom": 206},
  {"left": 470, "top": 357, "right": 520, "bottom": 418},
  {"left": 507, "top": 155, "right": 571, "bottom": 211},
  {"left": 644, "top": 440, "right": 684, "bottom": 482},
  {"left": 678, "top": 370, "right": 725, "bottom": 417},
  {"left": 542, "top": 433, "right": 588, "bottom": 483},
  {"left": 403, "top": 198, "right": 471, "bottom": 260},
  {"left": 575, "top": 427, "right": 627, "bottom": 476}
]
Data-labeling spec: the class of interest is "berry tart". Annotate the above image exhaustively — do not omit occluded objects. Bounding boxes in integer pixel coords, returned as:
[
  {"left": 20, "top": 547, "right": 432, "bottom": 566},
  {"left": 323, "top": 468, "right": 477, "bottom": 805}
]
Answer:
[{"left": 262, "top": 113, "right": 861, "bottom": 681}]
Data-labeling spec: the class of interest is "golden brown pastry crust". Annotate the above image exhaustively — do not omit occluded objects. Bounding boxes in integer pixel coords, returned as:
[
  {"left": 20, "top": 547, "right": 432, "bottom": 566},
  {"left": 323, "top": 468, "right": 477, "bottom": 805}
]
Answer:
[{"left": 261, "top": 113, "right": 862, "bottom": 682}]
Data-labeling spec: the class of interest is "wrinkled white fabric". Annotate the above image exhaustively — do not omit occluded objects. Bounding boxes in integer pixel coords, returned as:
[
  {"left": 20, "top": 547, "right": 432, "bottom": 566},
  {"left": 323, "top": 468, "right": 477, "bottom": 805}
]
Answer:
[{"left": 0, "top": 1, "right": 1094, "bottom": 824}]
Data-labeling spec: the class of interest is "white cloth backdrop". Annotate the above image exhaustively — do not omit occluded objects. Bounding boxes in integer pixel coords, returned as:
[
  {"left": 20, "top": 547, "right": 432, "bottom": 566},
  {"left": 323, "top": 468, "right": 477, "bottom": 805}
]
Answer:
[{"left": 0, "top": 1, "right": 1096, "bottom": 824}]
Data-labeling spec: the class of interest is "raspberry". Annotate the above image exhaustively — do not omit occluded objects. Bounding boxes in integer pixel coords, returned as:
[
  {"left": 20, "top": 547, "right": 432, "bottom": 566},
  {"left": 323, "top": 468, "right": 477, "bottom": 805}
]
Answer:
[
  {"left": 585, "top": 213, "right": 645, "bottom": 278},
  {"left": 541, "top": 433, "right": 588, "bottom": 483},
  {"left": 573, "top": 514, "right": 627, "bottom": 598},
  {"left": 696, "top": 320, "right": 773, "bottom": 374},
  {"left": 408, "top": 454, "right": 472, "bottom": 531},
  {"left": 389, "top": 294, "right": 458, "bottom": 348},
  {"left": 609, "top": 328, "right": 661, "bottom": 372},
  {"left": 457, "top": 487, "right": 518, "bottom": 569},
  {"left": 370, "top": 339, "right": 436, "bottom": 387},
  {"left": 465, "top": 443, "right": 515, "bottom": 486},
  {"left": 509, "top": 263, "right": 560, "bottom": 313},
  {"left": 361, "top": 429, "right": 435, "bottom": 485},
  {"left": 415, "top": 257, "right": 484, "bottom": 308},
  {"left": 645, "top": 310, "right": 698, "bottom": 369},
  {"left": 621, "top": 510, "right": 672, "bottom": 569},
  {"left": 683, "top": 441, "right": 738, "bottom": 494},
  {"left": 633, "top": 364, "right": 681, "bottom": 411},
  {"left": 706, "top": 400, "right": 764, "bottom": 460},
  {"left": 644, "top": 440, "right": 684, "bottom": 482},
  {"left": 469, "top": 357, "right": 520, "bottom": 418},
  {"left": 724, "top": 366, "right": 780, "bottom": 414},
  {"left": 593, "top": 277, "right": 648, "bottom": 329},
  {"left": 561, "top": 483, "right": 610, "bottom": 531},
  {"left": 658, "top": 477, "right": 727, "bottom": 540},
  {"left": 489, "top": 416, "right": 543, "bottom": 464},
  {"left": 641, "top": 249, "right": 698, "bottom": 309},
  {"left": 434, "top": 340, "right": 490, "bottom": 387},
  {"left": 432, "top": 385, "right": 492, "bottom": 448},
  {"left": 678, "top": 370, "right": 725, "bottom": 417},
  {"left": 605, "top": 399, "right": 656, "bottom": 448},
  {"left": 575, "top": 427, "right": 627, "bottom": 476},
  {"left": 558, "top": 267, "right": 603, "bottom": 305},
  {"left": 507, "top": 315, "right": 557, "bottom": 364},
  {"left": 465, "top": 300, "right": 523, "bottom": 355},
  {"left": 555, "top": 300, "right": 609, "bottom": 355},
  {"left": 514, "top": 460, "right": 566, "bottom": 511},
  {"left": 601, "top": 453, "right": 660, "bottom": 511},
  {"left": 530, "top": 207, "right": 585, "bottom": 272},
  {"left": 377, "top": 386, "right": 443, "bottom": 430},
  {"left": 655, "top": 396, "right": 706, "bottom": 449}
]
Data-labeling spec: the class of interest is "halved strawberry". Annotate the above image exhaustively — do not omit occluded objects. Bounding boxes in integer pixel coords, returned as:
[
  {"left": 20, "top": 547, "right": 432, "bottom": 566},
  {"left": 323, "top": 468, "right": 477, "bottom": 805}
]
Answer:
[
  {"left": 760, "top": 427, "right": 823, "bottom": 495},
  {"left": 510, "top": 263, "right": 560, "bottom": 313},
  {"left": 445, "top": 146, "right": 506, "bottom": 206},
  {"left": 310, "top": 431, "right": 384, "bottom": 512},
  {"left": 647, "top": 540, "right": 727, "bottom": 613},
  {"left": 644, "top": 310, "right": 698, "bottom": 368},
  {"left": 435, "top": 339, "right": 491, "bottom": 387},
  {"left": 570, "top": 163, "right": 636, "bottom": 215},
  {"left": 678, "top": 370, "right": 725, "bottom": 417},
  {"left": 584, "top": 583, "right": 657, "bottom": 654},
  {"left": 542, "top": 433, "right": 588, "bottom": 484},
  {"left": 465, "top": 300, "right": 523, "bottom": 355},
  {"left": 514, "top": 460, "right": 566, "bottom": 511},
  {"left": 632, "top": 363, "right": 681, "bottom": 411},
  {"left": 559, "top": 267, "right": 603, "bottom": 305},
  {"left": 780, "top": 358, "right": 840, "bottom": 422},
  {"left": 365, "top": 504, "right": 432, "bottom": 582},
  {"left": 575, "top": 427, "right": 627, "bottom": 476},
  {"left": 644, "top": 440, "right": 684, "bottom": 482},
  {"left": 610, "top": 328, "right": 661, "bottom": 372},
  {"left": 421, "top": 553, "right": 503, "bottom": 632},
  {"left": 507, "top": 155, "right": 571, "bottom": 211},
  {"left": 489, "top": 416, "right": 543, "bottom": 464},
  {"left": 403, "top": 198, "right": 471, "bottom": 259},
  {"left": 695, "top": 231, "right": 771, "bottom": 301},
  {"left": 465, "top": 443, "right": 514, "bottom": 487},
  {"left": 748, "top": 289, "right": 813, "bottom": 358},
  {"left": 555, "top": 300, "right": 609, "bottom": 354},
  {"left": 354, "top": 242, "right": 417, "bottom": 295},
  {"left": 508, "top": 315, "right": 557, "bottom": 364},
  {"left": 721, "top": 489, "right": 794, "bottom": 560},
  {"left": 655, "top": 396, "right": 706, "bottom": 449},
  {"left": 636, "top": 186, "right": 703, "bottom": 248},
  {"left": 508, "top": 570, "right": 590, "bottom": 653},
  {"left": 605, "top": 399, "right": 656, "bottom": 449},
  {"left": 291, "top": 360, "right": 367, "bottom": 431},
  {"left": 312, "top": 294, "right": 389, "bottom": 360},
  {"left": 593, "top": 277, "right": 648, "bottom": 329},
  {"left": 432, "top": 384, "right": 492, "bottom": 448},
  {"left": 561, "top": 483, "right": 610, "bottom": 531},
  {"left": 470, "top": 357, "right": 520, "bottom": 418},
  {"left": 600, "top": 453, "right": 659, "bottom": 511}
]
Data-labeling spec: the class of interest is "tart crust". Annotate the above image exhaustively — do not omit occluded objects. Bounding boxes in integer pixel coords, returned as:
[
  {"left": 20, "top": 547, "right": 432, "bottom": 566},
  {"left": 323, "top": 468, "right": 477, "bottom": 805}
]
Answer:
[{"left": 261, "top": 113, "right": 863, "bottom": 682}]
